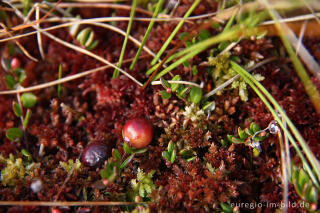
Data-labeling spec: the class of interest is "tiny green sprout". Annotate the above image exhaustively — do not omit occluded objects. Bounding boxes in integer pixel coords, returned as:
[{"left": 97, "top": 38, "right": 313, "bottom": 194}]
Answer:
[
  {"left": 131, "top": 168, "right": 156, "bottom": 199},
  {"left": 100, "top": 145, "right": 147, "bottom": 182},
  {"left": 57, "top": 64, "right": 62, "bottom": 98},
  {"left": 227, "top": 122, "right": 268, "bottom": 155},
  {"left": 76, "top": 27, "right": 99, "bottom": 50},
  {"left": 162, "top": 141, "right": 176, "bottom": 163},
  {"left": 21, "top": 93, "right": 37, "bottom": 108},
  {"left": 21, "top": 149, "right": 32, "bottom": 161},
  {"left": 6, "top": 127, "right": 23, "bottom": 142},
  {"left": 179, "top": 149, "right": 196, "bottom": 162}
]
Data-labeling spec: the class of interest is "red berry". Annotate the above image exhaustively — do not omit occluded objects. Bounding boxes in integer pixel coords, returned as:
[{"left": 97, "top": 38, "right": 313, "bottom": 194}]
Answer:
[
  {"left": 81, "top": 142, "right": 110, "bottom": 167},
  {"left": 52, "top": 208, "right": 62, "bottom": 213},
  {"left": 122, "top": 118, "right": 153, "bottom": 149},
  {"left": 11, "top": 58, "right": 20, "bottom": 70}
]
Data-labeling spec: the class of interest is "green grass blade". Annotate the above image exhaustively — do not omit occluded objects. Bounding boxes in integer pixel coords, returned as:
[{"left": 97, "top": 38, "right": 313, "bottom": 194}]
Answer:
[
  {"left": 230, "top": 61, "right": 320, "bottom": 189},
  {"left": 150, "top": 28, "right": 242, "bottom": 79},
  {"left": 129, "top": 0, "right": 165, "bottom": 70},
  {"left": 150, "top": 0, "right": 201, "bottom": 66},
  {"left": 260, "top": 0, "right": 320, "bottom": 115},
  {"left": 57, "top": 64, "right": 62, "bottom": 97},
  {"left": 113, "top": 0, "right": 137, "bottom": 78}
]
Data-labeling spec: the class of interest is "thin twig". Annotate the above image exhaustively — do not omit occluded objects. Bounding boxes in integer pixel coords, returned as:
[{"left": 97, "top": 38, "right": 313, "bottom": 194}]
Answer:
[
  {"left": 0, "top": 201, "right": 149, "bottom": 206},
  {"left": 35, "top": 3, "right": 45, "bottom": 60},
  {"left": 0, "top": 23, "right": 38, "bottom": 62},
  {"left": 0, "top": 56, "right": 149, "bottom": 95}
]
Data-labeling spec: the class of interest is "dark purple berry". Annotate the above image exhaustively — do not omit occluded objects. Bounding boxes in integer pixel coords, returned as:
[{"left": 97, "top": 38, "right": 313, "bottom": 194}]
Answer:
[{"left": 81, "top": 142, "right": 110, "bottom": 167}]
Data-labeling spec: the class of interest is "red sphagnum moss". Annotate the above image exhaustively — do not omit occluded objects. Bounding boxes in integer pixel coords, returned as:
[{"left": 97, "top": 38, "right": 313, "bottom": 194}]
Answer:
[{"left": 0, "top": 1, "right": 319, "bottom": 212}]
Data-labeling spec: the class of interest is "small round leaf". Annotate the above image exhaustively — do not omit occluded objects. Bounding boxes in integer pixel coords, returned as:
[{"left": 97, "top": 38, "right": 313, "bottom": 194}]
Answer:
[{"left": 21, "top": 93, "right": 37, "bottom": 108}]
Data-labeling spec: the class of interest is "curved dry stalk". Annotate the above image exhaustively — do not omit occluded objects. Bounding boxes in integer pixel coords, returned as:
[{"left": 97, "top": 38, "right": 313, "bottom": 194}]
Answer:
[
  {"left": 0, "top": 201, "right": 149, "bottom": 206},
  {"left": 13, "top": 2, "right": 154, "bottom": 16},
  {"left": 35, "top": 3, "right": 45, "bottom": 60},
  {"left": 261, "top": 12, "right": 320, "bottom": 25},
  {"left": 0, "top": 19, "right": 156, "bottom": 59},
  {"left": 0, "top": 23, "right": 38, "bottom": 62},
  {"left": 0, "top": 55, "right": 150, "bottom": 95}
]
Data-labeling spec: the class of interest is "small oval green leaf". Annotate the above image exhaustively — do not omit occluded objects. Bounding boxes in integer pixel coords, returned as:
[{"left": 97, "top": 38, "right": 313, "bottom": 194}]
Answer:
[
  {"left": 13, "top": 101, "right": 22, "bottom": 117},
  {"left": 189, "top": 87, "right": 202, "bottom": 104},
  {"left": 120, "top": 154, "right": 134, "bottom": 169},
  {"left": 21, "top": 93, "right": 37, "bottom": 108},
  {"left": 6, "top": 127, "right": 23, "bottom": 141}
]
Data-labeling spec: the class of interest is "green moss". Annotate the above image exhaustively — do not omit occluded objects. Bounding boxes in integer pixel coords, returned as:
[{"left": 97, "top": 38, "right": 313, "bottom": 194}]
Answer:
[
  {"left": 208, "top": 52, "right": 264, "bottom": 101},
  {"left": 0, "top": 154, "right": 38, "bottom": 186},
  {"left": 59, "top": 159, "right": 82, "bottom": 173},
  {"left": 131, "top": 168, "right": 156, "bottom": 199}
]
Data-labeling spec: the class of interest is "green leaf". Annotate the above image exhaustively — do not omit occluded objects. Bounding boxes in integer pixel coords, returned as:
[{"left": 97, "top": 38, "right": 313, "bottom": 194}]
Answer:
[
  {"left": 159, "top": 90, "right": 171, "bottom": 99},
  {"left": 220, "top": 203, "right": 233, "bottom": 213},
  {"left": 6, "top": 127, "right": 23, "bottom": 142},
  {"left": 171, "top": 75, "right": 181, "bottom": 92},
  {"left": 218, "top": 41, "right": 230, "bottom": 52},
  {"left": 23, "top": 109, "right": 32, "bottom": 129},
  {"left": 197, "top": 30, "right": 211, "bottom": 42},
  {"left": 21, "top": 93, "right": 37, "bottom": 108},
  {"left": 306, "top": 185, "right": 318, "bottom": 204},
  {"left": 186, "top": 156, "right": 196, "bottom": 162},
  {"left": 189, "top": 87, "right": 203, "bottom": 104},
  {"left": 179, "top": 149, "right": 193, "bottom": 159},
  {"left": 13, "top": 102, "right": 22, "bottom": 117},
  {"left": 221, "top": 139, "right": 229, "bottom": 147},
  {"left": 167, "top": 141, "right": 174, "bottom": 154},
  {"left": 238, "top": 127, "right": 248, "bottom": 140},
  {"left": 13, "top": 68, "right": 26, "bottom": 83},
  {"left": 132, "top": 148, "right": 147, "bottom": 154},
  {"left": 100, "top": 161, "right": 117, "bottom": 182},
  {"left": 203, "top": 101, "right": 215, "bottom": 113},
  {"left": 250, "top": 122, "right": 261, "bottom": 133},
  {"left": 160, "top": 77, "right": 170, "bottom": 89},
  {"left": 21, "top": 149, "right": 32, "bottom": 161},
  {"left": 298, "top": 169, "right": 309, "bottom": 192},
  {"left": 86, "top": 40, "right": 98, "bottom": 50},
  {"left": 120, "top": 154, "right": 134, "bottom": 169},
  {"left": 170, "top": 149, "right": 176, "bottom": 163},
  {"left": 162, "top": 151, "right": 170, "bottom": 161},
  {"left": 179, "top": 32, "right": 189, "bottom": 41},
  {"left": 5, "top": 75, "right": 16, "bottom": 90},
  {"left": 113, "top": 149, "right": 121, "bottom": 162},
  {"left": 191, "top": 65, "right": 198, "bottom": 75},
  {"left": 139, "top": 184, "right": 146, "bottom": 197},
  {"left": 123, "top": 143, "right": 132, "bottom": 155},
  {"left": 177, "top": 86, "right": 190, "bottom": 98},
  {"left": 227, "top": 135, "right": 244, "bottom": 144}
]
